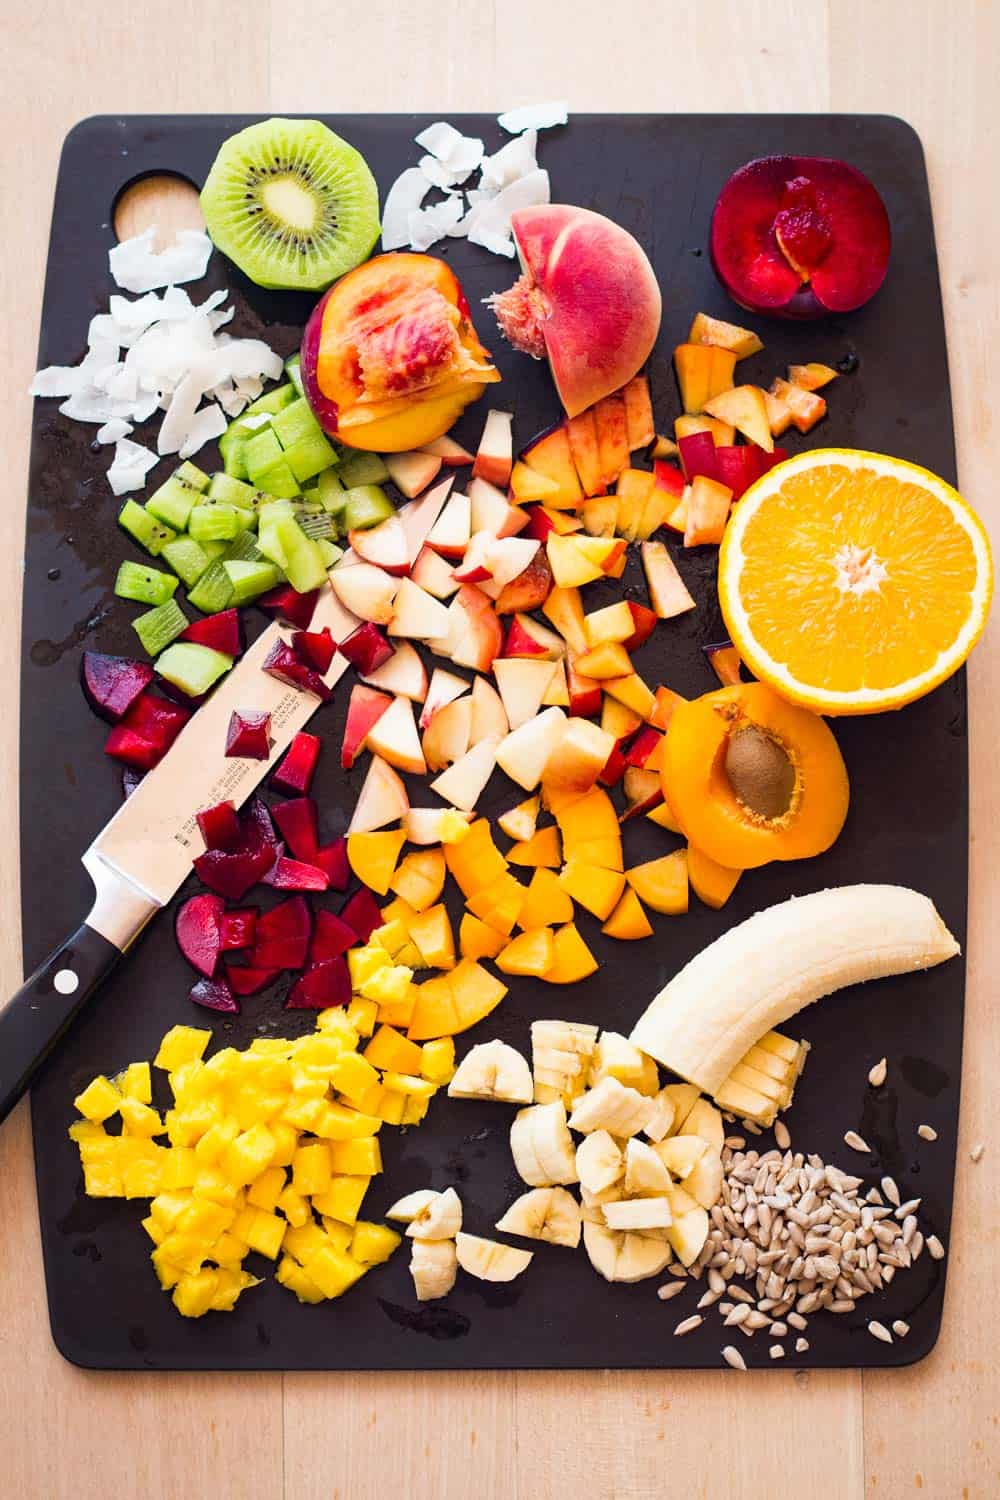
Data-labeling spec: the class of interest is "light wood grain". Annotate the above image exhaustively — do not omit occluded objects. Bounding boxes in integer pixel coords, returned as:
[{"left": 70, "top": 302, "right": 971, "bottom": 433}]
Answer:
[{"left": 1, "top": 3, "right": 997, "bottom": 1498}]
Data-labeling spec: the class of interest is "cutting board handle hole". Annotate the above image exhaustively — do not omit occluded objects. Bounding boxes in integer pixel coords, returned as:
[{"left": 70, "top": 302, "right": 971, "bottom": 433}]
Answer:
[{"left": 113, "top": 174, "right": 204, "bottom": 249}]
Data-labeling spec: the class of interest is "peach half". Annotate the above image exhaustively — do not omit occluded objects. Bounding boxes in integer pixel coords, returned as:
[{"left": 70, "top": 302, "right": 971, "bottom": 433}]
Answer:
[
  {"left": 489, "top": 205, "right": 662, "bottom": 418},
  {"left": 301, "top": 252, "right": 500, "bottom": 452}
]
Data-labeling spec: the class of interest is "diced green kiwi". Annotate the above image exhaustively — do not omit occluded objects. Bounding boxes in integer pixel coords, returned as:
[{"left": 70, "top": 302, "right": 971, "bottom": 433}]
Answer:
[
  {"left": 156, "top": 642, "right": 233, "bottom": 697},
  {"left": 342, "top": 484, "right": 395, "bottom": 532},
  {"left": 161, "top": 537, "right": 214, "bottom": 588},
  {"left": 297, "top": 510, "right": 336, "bottom": 540},
  {"left": 285, "top": 353, "right": 304, "bottom": 396},
  {"left": 218, "top": 384, "right": 296, "bottom": 478},
  {"left": 133, "top": 599, "right": 189, "bottom": 656},
  {"left": 206, "top": 473, "right": 259, "bottom": 513},
  {"left": 337, "top": 450, "right": 389, "bottom": 488},
  {"left": 145, "top": 462, "right": 209, "bottom": 531},
  {"left": 189, "top": 504, "right": 243, "bottom": 542},
  {"left": 244, "top": 429, "right": 301, "bottom": 498},
  {"left": 318, "top": 539, "right": 343, "bottom": 570},
  {"left": 187, "top": 561, "right": 235, "bottom": 615},
  {"left": 222, "top": 559, "right": 282, "bottom": 606},
  {"left": 119, "top": 500, "right": 176, "bottom": 558},
  {"left": 114, "top": 561, "right": 178, "bottom": 607},
  {"left": 199, "top": 117, "right": 380, "bottom": 292}
]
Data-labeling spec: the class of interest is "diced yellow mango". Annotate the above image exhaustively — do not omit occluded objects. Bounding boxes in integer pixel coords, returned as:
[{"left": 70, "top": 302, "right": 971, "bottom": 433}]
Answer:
[
  {"left": 221, "top": 1123, "right": 276, "bottom": 1186},
  {"left": 247, "top": 1166, "right": 287, "bottom": 1212},
  {"left": 313, "top": 1102, "right": 382, "bottom": 1141},
  {"left": 364, "top": 1025, "right": 424, "bottom": 1075},
  {"left": 401, "top": 1095, "right": 430, "bottom": 1126},
  {"left": 345, "top": 997, "right": 378, "bottom": 1037},
  {"left": 74, "top": 1075, "right": 122, "bottom": 1123},
  {"left": 302, "top": 1244, "right": 367, "bottom": 1299},
  {"left": 311, "top": 1174, "right": 371, "bottom": 1225},
  {"left": 350, "top": 1221, "right": 402, "bottom": 1265},
  {"left": 276, "top": 1254, "right": 326, "bottom": 1304},
  {"left": 347, "top": 830, "right": 406, "bottom": 895},
  {"left": 314, "top": 1009, "right": 360, "bottom": 1049},
  {"left": 244, "top": 1209, "right": 286, "bottom": 1260},
  {"left": 319, "top": 1218, "right": 355, "bottom": 1252},
  {"left": 154, "top": 1025, "right": 212, "bottom": 1072},
  {"left": 119, "top": 1098, "right": 164, "bottom": 1138},
  {"left": 329, "top": 1137, "right": 382, "bottom": 1176},
  {"left": 381, "top": 1072, "right": 436, "bottom": 1101},
  {"left": 210, "top": 1268, "right": 259, "bottom": 1312},
  {"left": 178, "top": 1198, "right": 234, "bottom": 1241},
  {"left": 374, "top": 1089, "right": 407, "bottom": 1125},
  {"left": 348, "top": 945, "right": 391, "bottom": 990},
  {"left": 359, "top": 964, "right": 413, "bottom": 1006},
  {"left": 420, "top": 1038, "right": 456, "bottom": 1085},
  {"left": 292, "top": 1141, "right": 334, "bottom": 1197},
  {"left": 276, "top": 1184, "right": 311, "bottom": 1228},
  {"left": 328, "top": 1050, "right": 380, "bottom": 1107},
  {"left": 283, "top": 1221, "right": 329, "bottom": 1264},
  {"left": 374, "top": 987, "right": 417, "bottom": 1030},
  {"left": 118, "top": 1061, "right": 152, "bottom": 1103},
  {"left": 406, "top": 904, "right": 456, "bottom": 970}
]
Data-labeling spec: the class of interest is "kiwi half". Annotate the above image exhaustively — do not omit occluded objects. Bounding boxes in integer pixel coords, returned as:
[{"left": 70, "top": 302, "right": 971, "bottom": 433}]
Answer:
[{"left": 200, "top": 117, "right": 380, "bottom": 292}]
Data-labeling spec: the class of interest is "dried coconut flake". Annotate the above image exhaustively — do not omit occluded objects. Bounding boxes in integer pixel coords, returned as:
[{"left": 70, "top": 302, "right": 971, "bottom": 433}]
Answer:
[
  {"left": 109, "top": 227, "right": 212, "bottom": 294},
  {"left": 465, "top": 169, "right": 550, "bottom": 257},
  {"left": 107, "top": 438, "right": 158, "bottom": 496},
  {"left": 381, "top": 167, "right": 431, "bottom": 251},
  {"left": 498, "top": 100, "right": 568, "bottom": 134}
]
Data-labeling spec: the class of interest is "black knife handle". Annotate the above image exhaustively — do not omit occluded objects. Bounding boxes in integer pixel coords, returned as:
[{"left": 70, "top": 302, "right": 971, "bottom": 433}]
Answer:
[{"left": 0, "top": 924, "right": 120, "bottom": 1125}]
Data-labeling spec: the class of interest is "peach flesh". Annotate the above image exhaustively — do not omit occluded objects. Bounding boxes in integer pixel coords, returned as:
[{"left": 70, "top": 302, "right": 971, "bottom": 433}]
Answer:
[{"left": 490, "top": 205, "right": 662, "bottom": 418}]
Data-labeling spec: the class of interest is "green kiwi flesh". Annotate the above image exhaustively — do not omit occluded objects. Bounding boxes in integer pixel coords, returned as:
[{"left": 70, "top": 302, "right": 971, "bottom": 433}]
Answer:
[{"left": 200, "top": 117, "right": 380, "bottom": 292}]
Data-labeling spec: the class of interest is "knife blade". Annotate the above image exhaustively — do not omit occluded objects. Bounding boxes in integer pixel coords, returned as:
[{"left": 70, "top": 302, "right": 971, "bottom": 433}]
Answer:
[{"left": 0, "top": 580, "right": 358, "bottom": 1124}]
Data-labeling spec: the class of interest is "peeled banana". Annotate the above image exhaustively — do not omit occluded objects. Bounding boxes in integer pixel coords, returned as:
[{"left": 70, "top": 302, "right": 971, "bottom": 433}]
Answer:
[
  {"left": 496, "top": 1187, "right": 582, "bottom": 1248},
  {"left": 630, "top": 885, "right": 959, "bottom": 1094},
  {"left": 405, "top": 1186, "right": 463, "bottom": 1241},
  {"left": 510, "top": 1101, "right": 579, "bottom": 1186},
  {"left": 576, "top": 1130, "right": 625, "bottom": 1194},
  {"left": 448, "top": 1039, "right": 533, "bottom": 1104},
  {"left": 455, "top": 1232, "right": 533, "bottom": 1282},
  {"left": 530, "top": 1019, "right": 598, "bottom": 1104},
  {"left": 568, "top": 1077, "right": 655, "bottom": 1137},
  {"left": 410, "top": 1237, "right": 458, "bottom": 1301},
  {"left": 623, "top": 1138, "right": 672, "bottom": 1195},
  {"left": 583, "top": 1221, "right": 672, "bottom": 1283}
]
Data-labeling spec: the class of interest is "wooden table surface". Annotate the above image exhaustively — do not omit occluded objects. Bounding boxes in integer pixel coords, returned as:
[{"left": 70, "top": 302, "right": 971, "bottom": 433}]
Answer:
[{"left": 2, "top": 3, "right": 997, "bottom": 1495}]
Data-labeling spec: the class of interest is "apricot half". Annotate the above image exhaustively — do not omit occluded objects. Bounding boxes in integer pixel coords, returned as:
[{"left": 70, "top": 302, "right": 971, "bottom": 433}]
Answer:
[
  {"left": 301, "top": 252, "right": 500, "bottom": 451},
  {"left": 662, "top": 682, "right": 849, "bottom": 869}
]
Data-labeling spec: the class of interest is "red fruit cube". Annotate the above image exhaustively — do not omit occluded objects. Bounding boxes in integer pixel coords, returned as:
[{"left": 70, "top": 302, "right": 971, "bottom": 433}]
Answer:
[
  {"left": 196, "top": 801, "right": 242, "bottom": 852},
  {"left": 309, "top": 909, "right": 357, "bottom": 963},
  {"left": 337, "top": 622, "right": 394, "bottom": 675},
  {"left": 292, "top": 627, "right": 337, "bottom": 675},
  {"left": 272, "top": 732, "right": 321, "bottom": 795},
  {"left": 339, "top": 887, "right": 383, "bottom": 943},
  {"left": 262, "top": 641, "right": 332, "bottom": 701},
  {"left": 225, "top": 710, "right": 272, "bottom": 760},
  {"left": 258, "top": 585, "right": 319, "bottom": 631},
  {"left": 678, "top": 431, "right": 720, "bottom": 484},
  {"left": 104, "top": 725, "right": 160, "bottom": 771},
  {"left": 181, "top": 609, "right": 242, "bottom": 656},
  {"left": 313, "top": 840, "right": 350, "bottom": 891},
  {"left": 270, "top": 798, "right": 320, "bottom": 861},
  {"left": 218, "top": 908, "right": 258, "bottom": 951},
  {"left": 225, "top": 962, "right": 280, "bottom": 996},
  {"left": 285, "top": 957, "right": 351, "bottom": 1010},
  {"left": 263, "top": 857, "right": 329, "bottom": 892}
]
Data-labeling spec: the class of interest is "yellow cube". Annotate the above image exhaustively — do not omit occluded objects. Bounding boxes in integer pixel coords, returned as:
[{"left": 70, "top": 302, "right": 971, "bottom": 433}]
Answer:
[
  {"left": 370, "top": 919, "right": 411, "bottom": 957},
  {"left": 420, "top": 1038, "right": 456, "bottom": 1085},
  {"left": 291, "top": 1141, "right": 333, "bottom": 1197},
  {"left": 345, "top": 998, "right": 378, "bottom": 1038},
  {"left": 302, "top": 1243, "right": 367, "bottom": 1299},
  {"left": 348, "top": 945, "right": 390, "bottom": 990},
  {"left": 74, "top": 1075, "right": 122, "bottom": 1123},
  {"left": 119, "top": 1098, "right": 164, "bottom": 1138},
  {"left": 172, "top": 1269, "right": 219, "bottom": 1318},
  {"left": 154, "top": 1025, "right": 212, "bottom": 1072},
  {"left": 248, "top": 1038, "right": 295, "bottom": 1057},
  {"left": 210, "top": 1232, "right": 250, "bottom": 1268},
  {"left": 363, "top": 1025, "right": 424, "bottom": 1075},
  {"left": 438, "top": 809, "right": 471, "bottom": 844},
  {"left": 178, "top": 1199, "right": 234, "bottom": 1241},
  {"left": 360, "top": 964, "right": 413, "bottom": 1006},
  {"left": 122, "top": 1155, "right": 166, "bottom": 1199},
  {"left": 118, "top": 1061, "right": 152, "bottom": 1103},
  {"left": 150, "top": 1192, "right": 192, "bottom": 1230},
  {"left": 68, "top": 1118, "right": 106, "bottom": 1145},
  {"left": 276, "top": 1185, "right": 310, "bottom": 1228},
  {"left": 315, "top": 1010, "right": 360, "bottom": 1048},
  {"left": 192, "top": 1167, "right": 242, "bottom": 1206},
  {"left": 289, "top": 1069, "right": 327, "bottom": 1100},
  {"left": 165, "top": 1102, "right": 218, "bottom": 1148},
  {"left": 293, "top": 1035, "right": 346, "bottom": 1073},
  {"left": 156, "top": 1232, "right": 209, "bottom": 1276},
  {"left": 329, "top": 1137, "right": 382, "bottom": 1177},
  {"left": 168, "top": 1059, "right": 209, "bottom": 1104},
  {"left": 401, "top": 1096, "right": 430, "bottom": 1126},
  {"left": 244, "top": 1209, "right": 286, "bottom": 1260},
  {"left": 209, "top": 1268, "right": 258, "bottom": 1312},
  {"left": 247, "top": 1165, "right": 286, "bottom": 1213},
  {"left": 319, "top": 1218, "right": 354, "bottom": 1252},
  {"left": 382, "top": 1072, "right": 436, "bottom": 1102},
  {"left": 375, "top": 987, "right": 417, "bottom": 1031},
  {"left": 269, "top": 1121, "right": 299, "bottom": 1168},
  {"left": 221, "top": 1123, "right": 276, "bottom": 1186},
  {"left": 194, "top": 1117, "right": 241, "bottom": 1165},
  {"left": 283, "top": 1222, "right": 329, "bottom": 1263},
  {"left": 150, "top": 1245, "right": 185, "bottom": 1289},
  {"left": 276, "top": 1254, "right": 325, "bottom": 1304},
  {"left": 313, "top": 1102, "right": 382, "bottom": 1141},
  {"left": 160, "top": 1146, "right": 198, "bottom": 1190},
  {"left": 329, "top": 1051, "right": 380, "bottom": 1106},
  {"left": 141, "top": 1214, "right": 165, "bottom": 1246},
  {"left": 375, "top": 1090, "right": 406, "bottom": 1125},
  {"left": 282, "top": 1097, "right": 326, "bottom": 1133},
  {"left": 310, "top": 1174, "right": 370, "bottom": 1225},
  {"left": 83, "top": 1162, "right": 123, "bottom": 1198},
  {"left": 350, "top": 1221, "right": 402, "bottom": 1265}
]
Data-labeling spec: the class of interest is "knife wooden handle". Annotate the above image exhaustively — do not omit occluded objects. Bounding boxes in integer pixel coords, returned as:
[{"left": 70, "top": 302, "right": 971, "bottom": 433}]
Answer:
[{"left": 0, "top": 924, "right": 120, "bottom": 1125}]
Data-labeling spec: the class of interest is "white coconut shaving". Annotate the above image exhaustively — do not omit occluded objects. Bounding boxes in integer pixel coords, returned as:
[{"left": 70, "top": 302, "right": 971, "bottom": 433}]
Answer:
[
  {"left": 414, "top": 122, "right": 484, "bottom": 178},
  {"left": 108, "top": 227, "right": 213, "bottom": 294},
  {"left": 31, "top": 227, "right": 283, "bottom": 480},
  {"left": 381, "top": 167, "right": 432, "bottom": 251},
  {"left": 479, "top": 130, "right": 538, "bottom": 195},
  {"left": 408, "top": 196, "right": 466, "bottom": 252},
  {"left": 465, "top": 169, "right": 551, "bottom": 256},
  {"left": 497, "top": 101, "right": 568, "bottom": 134},
  {"left": 107, "top": 439, "right": 159, "bottom": 496}
]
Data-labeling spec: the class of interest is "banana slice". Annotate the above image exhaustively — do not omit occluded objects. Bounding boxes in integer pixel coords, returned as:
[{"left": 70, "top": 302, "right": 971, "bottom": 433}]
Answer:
[
  {"left": 665, "top": 1184, "right": 709, "bottom": 1266},
  {"left": 682, "top": 1098, "right": 725, "bottom": 1153},
  {"left": 624, "top": 1137, "right": 672, "bottom": 1195},
  {"left": 658, "top": 1083, "right": 700, "bottom": 1135},
  {"left": 386, "top": 1188, "right": 440, "bottom": 1223},
  {"left": 448, "top": 1040, "right": 533, "bottom": 1103},
  {"left": 569, "top": 1076, "right": 654, "bottom": 1137},
  {"left": 582, "top": 1221, "right": 672, "bottom": 1283},
  {"left": 642, "top": 1089, "right": 677, "bottom": 1143},
  {"left": 603, "top": 1197, "right": 672, "bottom": 1230},
  {"left": 685, "top": 1148, "right": 724, "bottom": 1210},
  {"left": 455, "top": 1232, "right": 533, "bottom": 1282},
  {"left": 410, "top": 1237, "right": 458, "bottom": 1300},
  {"left": 576, "top": 1130, "right": 625, "bottom": 1194},
  {"left": 530, "top": 1020, "right": 598, "bottom": 1104},
  {"left": 496, "top": 1187, "right": 582, "bottom": 1248},
  {"left": 510, "top": 1101, "right": 578, "bottom": 1186},
  {"left": 580, "top": 1181, "right": 626, "bottom": 1221},
  {"left": 656, "top": 1134, "right": 708, "bottom": 1180},
  {"left": 589, "top": 1031, "right": 660, "bottom": 1096},
  {"left": 630, "top": 885, "right": 960, "bottom": 1094},
  {"left": 531, "top": 1020, "right": 599, "bottom": 1055},
  {"left": 405, "top": 1186, "right": 463, "bottom": 1240}
]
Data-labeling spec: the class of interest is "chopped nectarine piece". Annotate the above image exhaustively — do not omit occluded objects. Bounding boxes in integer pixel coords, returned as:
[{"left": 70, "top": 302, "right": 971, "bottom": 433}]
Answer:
[
  {"left": 635, "top": 487, "right": 673, "bottom": 542},
  {"left": 594, "top": 391, "right": 630, "bottom": 486},
  {"left": 558, "top": 860, "right": 625, "bottom": 919},
  {"left": 496, "top": 927, "right": 555, "bottom": 978},
  {"left": 543, "top": 659, "right": 569, "bottom": 706},
  {"left": 687, "top": 845, "right": 743, "bottom": 910},
  {"left": 510, "top": 461, "right": 560, "bottom": 503},
  {"left": 541, "top": 507, "right": 584, "bottom": 535},
  {"left": 684, "top": 475, "right": 733, "bottom": 548},
  {"left": 687, "top": 312, "right": 764, "bottom": 360},
  {"left": 406, "top": 904, "right": 456, "bottom": 968},
  {"left": 602, "top": 696, "right": 643, "bottom": 742},
  {"left": 575, "top": 642, "right": 633, "bottom": 680},
  {"left": 649, "top": 685, "right": 687, "bottom": 731},
  {"left": 541, "top": 923, "right": 598, "bottom": 984},
  {"left": 585, "top": 601, "right": 634, "bottom": 648},
  {"left": 620, "top": 766, "right": 663, "bottom": 821},
  {"left": 459, "top": 912, "right": 507, "bottom": 961},
  {"left": 614, "top": 468, "right": 657, "bottom": 542},
  {"left": 651, "top": 434, "right": 679, "bottom": 459},
  {"left": 520, "top": 426, "right": 584, "bottom": 508},
  {"left": 788, "top": 362, "right": 837, "bottom": 392},
  {"left": 444, "top": 820, "right": 507, "bottom": 897},
  {"left": 542, "top": 718, "right": 616, "bottom": 796},
  {"left": 763, "top": 388, "right": 794, "bottom": 438},
  {"left": 466, "top": 872, "right": 526, "bottom": 934},
  {"left": 347, "top": 831, "right": 407, "bottom": 896},
  {"left": 674, "top": 343, "right": 736, "bottom": 414},
  {"left": 542, "top": 586, "right": 588, "bottom": 655},
  {"left": 566, "top": 409, "right": 605, "bottom": 497},
  {"left": 705, "top": 642, "right": 743, "bottom": 686},
  {"left": 602, "top": 886, "right": 654, "bottom": 940},
  {"left": 769, "top": 377, "right": 827, "bottom": 433},
  {"left": 507, "top": 826, "right": 562, "bottom": 868},
  {"left": 516, "top": 867, "right": 575, "bottom": 929},
  {"left": 674, "top": 414, "right": 735, "bottom": 447},
  {"left": 641, "top": 540, "right": 696, "bottom": 619},
  {"left": 626, "top": 850, "right": 689, "bottom": 915},
  {"left": 646, "top": 799, "right": 682, "bottom": 833},
  {"left": 622, "top": 375, "right": 655, "bottom": 450},
  {"left": 703, "top": 386, "right": 773, "bottom": 452},
  {"left": 581, "top": 496, "right": 618, "bottom": 537}
]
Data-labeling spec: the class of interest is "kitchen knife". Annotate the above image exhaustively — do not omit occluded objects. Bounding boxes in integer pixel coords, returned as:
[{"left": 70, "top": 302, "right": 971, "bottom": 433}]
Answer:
[{"left": 0, "top": 582, "right": 358, "bottom": 1125}]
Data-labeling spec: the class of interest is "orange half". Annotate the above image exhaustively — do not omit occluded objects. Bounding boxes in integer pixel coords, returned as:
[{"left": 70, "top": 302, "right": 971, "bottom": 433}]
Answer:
[{"left": 718, "top": 449, "right": 993, "bottom": 714}]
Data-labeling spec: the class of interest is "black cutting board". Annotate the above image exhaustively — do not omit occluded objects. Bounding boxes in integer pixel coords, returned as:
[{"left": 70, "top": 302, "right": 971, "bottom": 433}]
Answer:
[{"left": 21, "top": 114, "right": 966, "bottom": 1371}]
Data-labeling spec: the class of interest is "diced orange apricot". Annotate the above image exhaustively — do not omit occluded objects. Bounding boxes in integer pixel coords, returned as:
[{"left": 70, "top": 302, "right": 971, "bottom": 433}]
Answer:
[
  {"left": 465, "top": 872, "right": 526, "bottom": 934},
  {"left": 347, "top": 831, "right": 407, "bottom": 896},
  {"left": 444, "top": 819, "right": 507, "bottom": 897},
  {"left": 626, "top": 850, "right": 689, "bottom": 914},
  {"left": 507, "top": 826, "right": 562, "bottom": 868},
  {"left": 706, "top": 643, "right": 743, "bottom": 686},
  {"left": 406, "top": 904, "right": 456, "bottom": 969},
  {"left": 649, "top": 685, "right": 687, "bottom": 731},
  {"left": 363, "top": 1026, "right": 425, "bottom": 1075},
  {"left": 602, "top": 887, "right": 654, "bottom": 940},
  {"left": 449, "top": 960, "right": 507, "bottom": 1029},
  {"left": 556, "top": 786, "right": 620, "bottom": 844},
  {"left": 769, "top": 377, "right": 827, "bottom": 434},
  {"left": 558, "top": 860, "right": 625, "bottom": 920},
  {"left": 516, "top": 868, "right": 576, "bottom": 930},
  {"left": 703, "top": 386, "right": 773, "bottom": 451},
  {"left": 687, "top": 845, "right": 743, "bottom": 910},
  {"left": 459, "top": 913, "right": 507, "bottom": 961},
  {"left": 788, "top": 362, "right": 837, "bottom": 392},
  {"left": 674, "top": 343, "right": 736, "bottom": 414},
  {"left": 496, "top": 928, "right": 555, "bottom": 978},
  {"left": 646, "top": 799, "right": 682, "bottom": 833},
  {"left": 764, "top": 388, "right": 794, "bottom": 438},
  {"left": 541, "top": 923, "right": 599, "bottom": 984},
  {"left": 390, "top": 848, "right": 446, "bottom": 911},
  {"left": 566, "top": 835, "right": 624, "bottom": 872},
  {"left": 405, "top": 974, "right": 458, "bottom": 1040}
]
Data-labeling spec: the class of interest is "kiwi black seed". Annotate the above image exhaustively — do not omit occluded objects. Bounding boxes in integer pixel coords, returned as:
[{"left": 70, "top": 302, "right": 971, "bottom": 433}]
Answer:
[
  {"left": 200, "top": 117, "right": 380, "bottom": 292},
  {"left": 725, "top": 724, "right": 796, "bottom": 821}
]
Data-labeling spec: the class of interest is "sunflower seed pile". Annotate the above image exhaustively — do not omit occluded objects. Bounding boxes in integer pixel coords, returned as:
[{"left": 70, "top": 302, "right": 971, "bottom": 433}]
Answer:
[{"left": 673, "top": 1138, "right": 945, "bottom": 1363}]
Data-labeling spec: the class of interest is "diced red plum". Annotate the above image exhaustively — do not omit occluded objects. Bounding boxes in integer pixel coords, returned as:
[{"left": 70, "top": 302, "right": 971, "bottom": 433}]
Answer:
[
  {"left": 225, "top": 709, "right": 272, "bottom": 760},
  {"left": 196, "top": 800, "right": 242, "bottom": 852},
  {"left": 181, "top": 609, "right": 243, "bottom": 657},
  {"left": 710, "top": 155, "right": 891, "bottom": 319},
  {"left": 271, "top": 798, "right": 320, "bottom": 860},
  {"left": 121, "top": 766, "right": 145, "bottom": 798},
  {"left": 124, "top": 692, "right": 191, "bottom": 751},
  {"left": 190, "top": 975, "right": 240, "bottom": 1013},
  {"left": 175, "top": 892, "right": 225, "bottom": 978},
  {"left": 292, "top": 627, "right": 337, "bottom": 674},
  {"left": 252, "top": 894, "right": 312, "bottom": 969},
  {"left": 758, "top": 446, "right": 790, "bottom": 475},
  {"left": 313, "top": 839, "right": 349, "bottom": 891},
  {"left": 624, "top": 726, "right": 663, "bottom": 768},
  {"left": 105, "top": 725, "right": 160, "bottom": 771},
  {"left": 263, "top": 856, "right": 329, "bottom": 891},
  {"left": 262, "top": 640, "right": 332, "bottom": 701},
  {"left": 598, "top": 744, "right": 628, "bottom": 788},
  {"left": 339, "top": 887, "right": 383, "bottom": 943},
  {"left": 524, "top": 506, "right": 557, "bottom": 543},
  {"left": 678, "top": 431, "right": 720, "bottom": 484},
  {"left": 258, "top": 585, "right": 319, "bottom": 631},
  {"left": 82, "top": 652, "right": 154, "bottom": 722},
  {"left": 243, "top": 796, "right": 279, "bottom": 851},
  {"left": 218, "top": 907, "right": 258, "bottom": 950},
  {"left": 714, "top": 445, "right": 767, "bottom": 500},
  {"left": 309, "top": 908, "right": 357, "bottom": 963},
  {"left": 225, "top": 962, "right": 280, "bottom": 996},
  {"left": 193, "top": 842, "right": 275, "bottom": 901},
  {"left": 337, "top": 622, "right": 394, "bottom": 675},
  {"left": 272, "top": 731, "right": 321, "bottom": 795},
  {"left": 285, "top": 956, "right": 351, "bottom": 1010}
]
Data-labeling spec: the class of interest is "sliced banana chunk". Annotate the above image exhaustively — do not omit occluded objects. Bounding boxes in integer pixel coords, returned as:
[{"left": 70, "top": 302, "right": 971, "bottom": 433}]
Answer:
[
  {"left": 410, "top": 1237, "right": 458, "bottom": 1301},
  {"left": 455, "top": 1232, "right": 533, "bottom": 1282},
  {"left": 510, "top": 1101, "right": 578, "bottom": 1186},
  {"left": 665, "top": 1184, "right": 710, "bottom": 1267},
  {"left": 624, "top": 1137, "right": 672, "bottom": 1195},
  {"left": 589, "top": 1031, "right": 659, "bottom": 1096},
  {"left": 642, "top": 1089, "right": 677, "bottom": 1143},
  {"left": 603, "top": 1197, "right": 672, "bottom": 1231},
  {"left": 576, "top": 1129, "right": 625, "bottom": 1194},
  {"left": 683, "top": 1098, "right": 725, "bottom": 1152},
  {"left": 685, "top": 1148, "right": 724, "bottom": 1210},
  {"left": 656, "top": 1134, "right": 708, "bottom": 1180},
  {"left": 405, "top": 1186, "right": 463, "bottom": 1240},
  {"left": 448, "top": 1039, "right": 533, "bottom": 1104},
  {"left": 386, "top": 1188, "right": 441, "bottom": 1223},
  {"left": 568, "top": 1076, "right": 654, "bottom": 1137},
  {"left": 496, "top": 1187, "right": 582, "bottom": 1248},
  {"left": 582, "top": 1221, "right": 672, "bottom": 1283}
]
